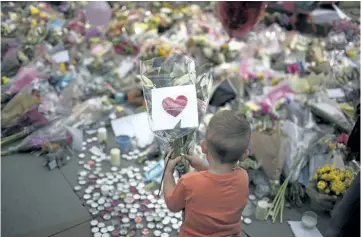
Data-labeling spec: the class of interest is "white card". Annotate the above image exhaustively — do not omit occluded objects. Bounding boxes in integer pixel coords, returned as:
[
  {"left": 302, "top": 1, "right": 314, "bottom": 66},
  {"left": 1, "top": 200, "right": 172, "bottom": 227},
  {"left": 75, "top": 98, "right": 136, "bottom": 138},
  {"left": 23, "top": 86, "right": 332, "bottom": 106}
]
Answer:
[
  {"left": 151, "top": 85, "right": 198, "bottom": 131},
  {"left": 327, "top": 88, "right": 345, "bottom": 99},
  {"left": 52, "top": 50, "right": 70, "bottom": 63},
  {"left": 66, "top": 126, "right": 83, "bottom": 152},
  {"left": 288, "top": 221, "right": 323, "bottom": 237},
  {"left": 111, "top": 112, "right": 154, "bottom": 148}
]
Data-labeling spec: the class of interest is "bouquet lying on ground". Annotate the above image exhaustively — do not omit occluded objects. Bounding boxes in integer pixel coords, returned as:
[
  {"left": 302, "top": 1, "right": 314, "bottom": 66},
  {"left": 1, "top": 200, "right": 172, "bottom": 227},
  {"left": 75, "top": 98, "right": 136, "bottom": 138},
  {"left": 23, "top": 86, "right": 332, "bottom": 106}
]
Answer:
[
  {"left": 140, "top": 54, "right": 213, "bottom": 175},
  {"left": 1, "top": 98, "right": 106, "bottom": 156},
  {"left": 1, "top": 79, "right": 69, "bottom": 145}
]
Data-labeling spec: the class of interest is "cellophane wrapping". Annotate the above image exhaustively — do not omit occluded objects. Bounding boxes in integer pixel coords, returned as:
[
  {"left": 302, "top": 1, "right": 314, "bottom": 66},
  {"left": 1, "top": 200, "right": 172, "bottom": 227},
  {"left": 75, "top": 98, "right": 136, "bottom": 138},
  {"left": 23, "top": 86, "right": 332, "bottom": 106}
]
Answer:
[
  {"left": 1, "top": 98, "right": 106, "bottom": 156},
  {"left": 140, "top": 55, "right": 213, "bottom": 157}
]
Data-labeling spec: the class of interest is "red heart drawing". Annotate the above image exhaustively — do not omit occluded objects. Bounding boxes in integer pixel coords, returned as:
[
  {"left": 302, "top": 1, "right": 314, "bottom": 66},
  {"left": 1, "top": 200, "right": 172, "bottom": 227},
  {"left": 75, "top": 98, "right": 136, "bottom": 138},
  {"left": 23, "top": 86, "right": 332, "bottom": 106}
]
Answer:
[{"left": 162, "top": 95, "right": 188, "bottom": 117}]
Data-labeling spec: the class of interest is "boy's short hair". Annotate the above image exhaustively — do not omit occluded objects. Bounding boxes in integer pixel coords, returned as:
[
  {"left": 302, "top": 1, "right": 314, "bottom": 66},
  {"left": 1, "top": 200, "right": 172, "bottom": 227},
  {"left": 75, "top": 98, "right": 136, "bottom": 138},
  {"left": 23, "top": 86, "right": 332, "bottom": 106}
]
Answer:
[{"left": 205, "top": 110, "right": 251, "bottom": 164}]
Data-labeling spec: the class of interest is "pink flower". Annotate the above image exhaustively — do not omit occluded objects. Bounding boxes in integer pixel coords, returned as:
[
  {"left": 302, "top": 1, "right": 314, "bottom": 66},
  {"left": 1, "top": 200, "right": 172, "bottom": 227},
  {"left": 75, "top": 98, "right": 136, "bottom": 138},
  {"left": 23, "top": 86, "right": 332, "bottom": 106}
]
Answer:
[
  {"left": 287, "top": 63, "right": 300, "bottom": 74},
  {"left": 336, "top": 133, "right": 349, "bottom": 144}
]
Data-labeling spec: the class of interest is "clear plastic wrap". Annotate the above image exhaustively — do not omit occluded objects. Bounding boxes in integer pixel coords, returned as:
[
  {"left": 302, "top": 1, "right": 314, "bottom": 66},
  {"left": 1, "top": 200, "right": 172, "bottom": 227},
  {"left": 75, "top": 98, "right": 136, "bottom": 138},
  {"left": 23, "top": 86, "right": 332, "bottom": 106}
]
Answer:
[
  {"left": 299, "top": 134, "right": 336, "bottom": 185},
  {"left": 6, "top": 66, "right": 49, "bottom": 95},
  {"left": 1, "top": 79, "right": 69, "bottom": 132},
  {"left": 310, "top": 91, "right": 354, "bottom": 133},
  {"left": 281, "top": 119, "right": 322, "bottom": 183},
  {"left": 1, "top": 98, "right": 106, "bottom": 156},
  {"left": 140, "top": 55, "right": 213, "bottom": 155}
]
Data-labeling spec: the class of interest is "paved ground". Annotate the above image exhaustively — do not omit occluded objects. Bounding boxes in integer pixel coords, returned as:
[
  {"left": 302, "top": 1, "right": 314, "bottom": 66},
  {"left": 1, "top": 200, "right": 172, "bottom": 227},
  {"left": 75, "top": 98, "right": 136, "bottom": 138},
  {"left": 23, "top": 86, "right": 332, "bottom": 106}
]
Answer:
[{"left": 1, "top": 146, "right": 331, "bottom": 237}]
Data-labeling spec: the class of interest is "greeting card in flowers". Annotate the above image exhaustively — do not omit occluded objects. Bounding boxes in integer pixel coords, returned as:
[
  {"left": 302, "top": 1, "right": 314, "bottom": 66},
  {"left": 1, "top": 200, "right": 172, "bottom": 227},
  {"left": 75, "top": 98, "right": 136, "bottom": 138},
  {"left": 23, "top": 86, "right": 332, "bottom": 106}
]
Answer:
[{"left": 151, "top": 85, "right": 199, "bottom": 131}]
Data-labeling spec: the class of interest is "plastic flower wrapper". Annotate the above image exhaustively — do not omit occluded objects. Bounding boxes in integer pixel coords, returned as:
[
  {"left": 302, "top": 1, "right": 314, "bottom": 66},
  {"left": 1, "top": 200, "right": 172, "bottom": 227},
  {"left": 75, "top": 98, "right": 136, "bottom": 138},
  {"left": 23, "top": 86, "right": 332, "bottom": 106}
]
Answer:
[
  {"left": 310, "top": 91, "right": 354, "bottom": 133},
  {"left": 1, "top": 98, "right": 106, "bottom": 156},
  {"left": 3, "top": 66, "right": 48, "bottom": 96},
  {"left": 281, "top": 117, "right": 323, "bottom": 184},
  {"left": 139, "top": 38, "right": 185, "bottom": 61},
  {"left": 2, "top": 78, "right": 50, "bottom": 127},
  {"left": 140, "top": 55, "right": 213, "bottom": 175},
  {"left": 186, "top": 35, "right": 228, "bottom": 67},
  {"left": 1, "top": 80, "right": 71, "bottom": 144},
  {"left": 306, "top": 161, "right": 356, "bottom": 211}
]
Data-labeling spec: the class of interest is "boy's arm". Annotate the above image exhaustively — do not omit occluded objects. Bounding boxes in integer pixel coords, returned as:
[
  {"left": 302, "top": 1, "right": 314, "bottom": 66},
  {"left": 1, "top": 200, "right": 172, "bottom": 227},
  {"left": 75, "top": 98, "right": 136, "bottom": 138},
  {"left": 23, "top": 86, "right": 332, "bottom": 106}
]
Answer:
[
  {"left": 184, "top": 154, "right": 209, "bottom": 171},
  {"left": 163, "top": 171, "right": 187, "bottom": 212}
]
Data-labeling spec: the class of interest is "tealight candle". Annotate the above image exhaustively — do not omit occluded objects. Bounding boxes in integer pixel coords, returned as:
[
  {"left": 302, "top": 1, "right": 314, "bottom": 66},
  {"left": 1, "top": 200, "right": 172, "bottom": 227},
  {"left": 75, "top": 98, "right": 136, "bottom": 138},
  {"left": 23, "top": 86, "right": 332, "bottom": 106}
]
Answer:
[
  {"left": 101, "top": 185, "right": 110, "bottom": 196},
  {"left": 97, "top": 127, "right": 107, "bottom": 142},
  {"left": 110, "top": 148, "right": 121, "bottom": 167}
]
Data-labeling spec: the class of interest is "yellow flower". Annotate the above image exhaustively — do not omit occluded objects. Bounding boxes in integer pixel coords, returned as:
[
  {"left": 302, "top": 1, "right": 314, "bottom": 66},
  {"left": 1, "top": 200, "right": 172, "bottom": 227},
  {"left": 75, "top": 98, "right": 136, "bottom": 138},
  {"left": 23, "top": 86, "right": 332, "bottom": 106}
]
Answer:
[
  {"left": 321, "top": 173, "right": 332, "bottom": 181},
  {"left": 221, "top": 44, "right": 228, "bottom": 49},
  {"left": 257, "top": 73, "right": 265, "bottom": 80},
  {"left": 324, "top": 188, "right": 330, "bottom": 194},
  {"left": 345, "top": 169, "right": 353, "bottom": 176},
  {"left": 317, "top": 181, "right": 327, "bottom": 191},
  {"left": 346, "top": 49, "right": 356, "bottom": 57},
  {"left": 331, "top": 180, "right": 345, "bottom": 195},
  {"left": 343, "top": 178, "right": 352, "bottom": 187},
  {"left": 328, "top": 142, "right": 336, "bottom": 150},
  {"left": 271, "top": 77, "right": 282, "bottom": 86},
  {"left": 31, "top": 19, "right": 37, "bottom": 27},
  {"left": 29, "top": 6, "right": 39, "bottom": 15},
  {"left": 316, "top": 167, "right": 324, "bottom": 174},
  {"left": 2, "top": 76, "right": 10, "bottom": 84},
  {"left": 323, "top": 164, "right": 332, "bottom": 172},
  {"left": 153, "top": 16, "right": 161, "bottom": 23},
  {"left": 159, "top": 48, "right": 168, "bottom": 57}
]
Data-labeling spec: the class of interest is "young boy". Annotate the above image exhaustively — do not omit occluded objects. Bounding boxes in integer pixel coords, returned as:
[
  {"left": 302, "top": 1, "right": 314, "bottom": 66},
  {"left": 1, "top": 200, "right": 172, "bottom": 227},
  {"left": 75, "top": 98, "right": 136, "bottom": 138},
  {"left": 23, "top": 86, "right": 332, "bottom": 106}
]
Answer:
[{"left": 163, "top": 110, "right": 250, "bottom": 237}]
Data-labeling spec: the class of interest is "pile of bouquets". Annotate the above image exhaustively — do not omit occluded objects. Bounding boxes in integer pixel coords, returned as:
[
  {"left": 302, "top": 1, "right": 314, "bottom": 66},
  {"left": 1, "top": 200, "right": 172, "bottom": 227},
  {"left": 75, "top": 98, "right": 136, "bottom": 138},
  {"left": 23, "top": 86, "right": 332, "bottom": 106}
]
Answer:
[
  {"left": 1, "top": 79, "right": 71, "bottom": 145},
  {"left": 1, "top": 98, "right": 106, "bottom": 156}
]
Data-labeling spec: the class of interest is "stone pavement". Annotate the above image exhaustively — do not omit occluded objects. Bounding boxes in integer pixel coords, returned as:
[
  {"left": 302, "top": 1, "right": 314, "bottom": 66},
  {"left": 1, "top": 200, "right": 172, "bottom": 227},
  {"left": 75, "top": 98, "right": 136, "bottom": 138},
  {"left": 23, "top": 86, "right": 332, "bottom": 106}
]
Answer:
[{"left": 2, "top": 146, "right": 330, "bottom": 237}]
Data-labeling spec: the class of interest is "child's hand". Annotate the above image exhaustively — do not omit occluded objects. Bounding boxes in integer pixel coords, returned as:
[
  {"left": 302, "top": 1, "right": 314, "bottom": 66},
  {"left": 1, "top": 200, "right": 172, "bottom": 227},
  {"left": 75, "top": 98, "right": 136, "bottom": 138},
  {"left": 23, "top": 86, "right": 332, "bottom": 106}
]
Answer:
[
  {"left": 164, "top": 150, "right": 182, "bottom": 174},
  {"left": 183, "top": 154, "right": 208, "bottom": 171}
]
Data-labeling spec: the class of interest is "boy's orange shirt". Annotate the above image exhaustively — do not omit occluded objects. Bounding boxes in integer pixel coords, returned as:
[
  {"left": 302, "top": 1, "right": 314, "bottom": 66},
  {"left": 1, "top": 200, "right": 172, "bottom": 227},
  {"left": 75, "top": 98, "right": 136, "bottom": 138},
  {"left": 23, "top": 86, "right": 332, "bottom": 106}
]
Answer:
[{"left": 164, "top": 168, "right": 249, "bottom": 237}]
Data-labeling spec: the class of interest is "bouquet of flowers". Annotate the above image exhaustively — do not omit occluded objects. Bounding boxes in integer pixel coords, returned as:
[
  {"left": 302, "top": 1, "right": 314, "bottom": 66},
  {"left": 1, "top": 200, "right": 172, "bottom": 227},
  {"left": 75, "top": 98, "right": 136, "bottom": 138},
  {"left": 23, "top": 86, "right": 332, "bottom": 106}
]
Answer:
[
  {"left": 1, "top": 82, "right": 70, "bottom": 145},
  {"left": 1, "top": 78, "right": 68, "bottom": 140},
  {"left": 312, "top": 164, "right": 354, "bottom": 196},
  {"left": 1, "top": 98, "right": 105, "bottom": 156},
  {"left": 140, "top": 55, "right": 212, "bottom": 175}
]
